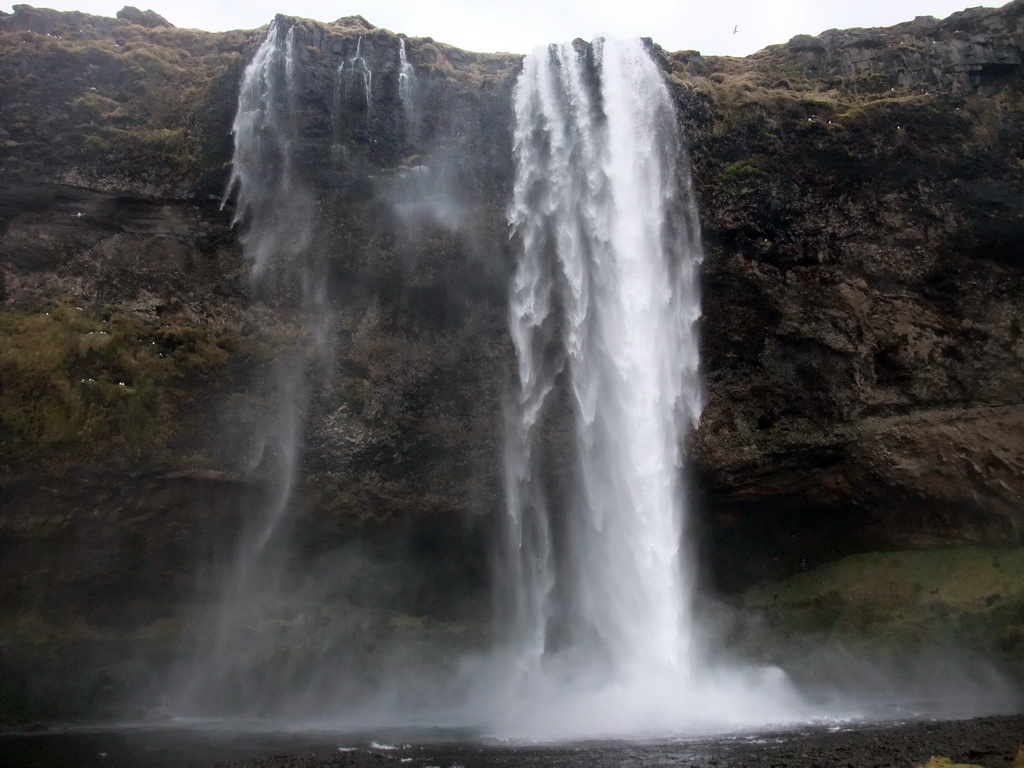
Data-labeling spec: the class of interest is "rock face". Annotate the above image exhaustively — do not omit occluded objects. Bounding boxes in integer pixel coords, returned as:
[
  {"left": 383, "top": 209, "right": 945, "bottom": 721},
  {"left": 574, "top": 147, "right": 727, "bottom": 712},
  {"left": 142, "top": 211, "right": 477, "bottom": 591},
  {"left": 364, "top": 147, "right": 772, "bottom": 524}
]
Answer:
[
  {"left": 115, "top": 7, "right": 173, "bottom": 29},
  {"left": 0, "top": 2, "right": 1023, "bottom": 721},
  {"left": 787, "top": 7, "right": 1023, "bottom": 96},
  {"left": 0, "top": 6, "right": 519, "bottom": 721},
  {"left": 666, "top": 1, "right": 1024, "bottom": 588}
]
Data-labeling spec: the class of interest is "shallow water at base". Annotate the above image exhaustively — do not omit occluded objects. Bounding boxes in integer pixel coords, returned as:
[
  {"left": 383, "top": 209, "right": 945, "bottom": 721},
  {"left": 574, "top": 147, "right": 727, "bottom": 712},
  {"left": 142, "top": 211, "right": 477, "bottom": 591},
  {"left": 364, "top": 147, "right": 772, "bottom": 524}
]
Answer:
[{"left": 0, "top": 711, "right": 941, "bottom": 768}]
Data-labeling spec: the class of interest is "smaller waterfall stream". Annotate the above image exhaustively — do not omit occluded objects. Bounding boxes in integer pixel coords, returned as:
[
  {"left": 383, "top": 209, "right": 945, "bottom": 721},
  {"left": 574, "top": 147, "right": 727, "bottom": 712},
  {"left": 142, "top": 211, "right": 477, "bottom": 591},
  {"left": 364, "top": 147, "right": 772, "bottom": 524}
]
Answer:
[
  {"left": 222, "top": 21, "right": 328, "bottom": 559},
  {"left": 398, "top": 38, "right": 415, "bottom": 116},
  {"left": 226, "top": 23, "right": 314, "bottom": 282},
  {"left": 178, "top": 18, "right": 335, "bottom": 712},
  {"left": 340, "top": 36, "right": 374, "bottom": 127}
]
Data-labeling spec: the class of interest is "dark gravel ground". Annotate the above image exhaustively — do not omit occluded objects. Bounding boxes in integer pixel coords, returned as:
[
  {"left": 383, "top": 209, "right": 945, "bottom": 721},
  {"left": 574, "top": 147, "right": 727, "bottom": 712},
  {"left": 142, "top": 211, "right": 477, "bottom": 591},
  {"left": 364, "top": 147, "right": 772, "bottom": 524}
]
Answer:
[
  {"left": 701, "top": 714, "right": 1023, "bottom": 768},
  {"left": 1, "top": 714, "right": 1021, "bottom": 768}
]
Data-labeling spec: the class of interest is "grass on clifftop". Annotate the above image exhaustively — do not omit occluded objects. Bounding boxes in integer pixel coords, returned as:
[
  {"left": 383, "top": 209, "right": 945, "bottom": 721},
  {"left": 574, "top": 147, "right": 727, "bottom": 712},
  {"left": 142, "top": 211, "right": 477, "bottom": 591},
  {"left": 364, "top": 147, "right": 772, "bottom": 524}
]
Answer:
[{"left": 0, "top": 12, "right": 251, "bottom": 187}]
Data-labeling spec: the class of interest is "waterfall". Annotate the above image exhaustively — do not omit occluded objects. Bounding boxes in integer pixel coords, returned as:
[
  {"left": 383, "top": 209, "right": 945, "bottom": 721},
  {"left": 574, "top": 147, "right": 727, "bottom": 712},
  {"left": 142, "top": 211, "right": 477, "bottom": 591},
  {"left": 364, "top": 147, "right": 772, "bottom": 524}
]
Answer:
[
  {"left": 179, "top": 18, "right": 334, "bottom": 712},
  {"left": 397, "top": 37, "right": 415, "bottom": 118},
  {"left": 338, "top": 35, "right": 374, "bottom": 128},
  {"left": 222, "top": 20, "right": 324, "bottom": 554},
  {"left": 225, "top": 22, "right": 313, "bottom": 281},
  {"left": 491, "top": 37, "right": 806, "bottom": 739},
  {"left": 495, "top": 36, "right": 717, "bottom": 735},
  {"left": 176, "top": 18, "right": 802, "bottom": 728}
]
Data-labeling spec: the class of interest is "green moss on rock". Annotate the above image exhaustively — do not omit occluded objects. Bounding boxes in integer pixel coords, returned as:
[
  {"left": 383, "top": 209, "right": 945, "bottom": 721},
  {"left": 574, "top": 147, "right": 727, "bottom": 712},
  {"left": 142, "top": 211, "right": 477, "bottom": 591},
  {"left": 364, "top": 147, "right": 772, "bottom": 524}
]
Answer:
[
  {"left": 0, "top": 300, "right": 238, "bottom": 468},
  {"left": 0, "top": 9, "right": 251, "bottom": 192},
  {"left": 731, "top": 547, "right": 1024, "bottom": 684}
]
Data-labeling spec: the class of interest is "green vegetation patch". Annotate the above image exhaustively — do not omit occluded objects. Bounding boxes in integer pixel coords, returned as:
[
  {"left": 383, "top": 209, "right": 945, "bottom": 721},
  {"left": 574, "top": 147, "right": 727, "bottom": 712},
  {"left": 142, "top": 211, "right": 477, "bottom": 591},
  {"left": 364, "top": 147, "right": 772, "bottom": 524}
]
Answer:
[
  {"left": 722, "top": 158, "right": 766, "bottom": 179},
  {"left": 744, "top": 547, "right": 1024, "bottom": 614},
  {"left": 0, "top": 15, "right": 251, "bottom": 185},
  {"left": 0, "top": 300, "right": 236, "bottom": 467},
  {"left": 737, "top": 546, "right": 1024, "bottom": 681},
  {"left": 919, "top": 759, "right": 984, "bottom": 768}
]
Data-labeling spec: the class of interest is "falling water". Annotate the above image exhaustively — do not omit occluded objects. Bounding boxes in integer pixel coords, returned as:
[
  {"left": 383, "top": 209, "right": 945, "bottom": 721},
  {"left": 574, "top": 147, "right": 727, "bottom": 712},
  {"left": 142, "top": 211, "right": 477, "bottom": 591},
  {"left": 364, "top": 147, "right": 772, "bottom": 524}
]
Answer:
[
  {"left": 339, "top": 35, "right": 374, "bottom": 128},
  {"left": 397, "top": 37, "right": 415, "bottom": 117},
  {"left": 225, "top": 22, "right": 314, "bottom": 282},
  {"left": 179, "top": 19, "right": 805, "bottom": 728},
  {"left": 493, "top": 38, "right": 799, "bottom": 737},
  {"left": 179, "top": 18, "right": 334, "bottom": 711},
  {"left": 505, "top": 33, "right": 703, "bottom": 681},
  {"left": 223, "top": 20, "right": 326, "bottom": 551}
]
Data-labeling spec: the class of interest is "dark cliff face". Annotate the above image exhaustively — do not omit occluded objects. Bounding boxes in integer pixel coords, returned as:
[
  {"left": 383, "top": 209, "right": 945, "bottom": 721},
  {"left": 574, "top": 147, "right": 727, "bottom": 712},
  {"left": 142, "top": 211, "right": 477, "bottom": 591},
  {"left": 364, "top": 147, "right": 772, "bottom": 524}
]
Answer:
[
  {"left": 0, "top": 8, "right": 520, "bottom": 523},
  {"left": 662, "top": 0, "right": 1024, "bottom": 587},
  {"left": 1, "top": 2, "right": 1023, "bottom": 721},
  {"left": 0, "top": 6, "right": 519, "bottom": 721}
]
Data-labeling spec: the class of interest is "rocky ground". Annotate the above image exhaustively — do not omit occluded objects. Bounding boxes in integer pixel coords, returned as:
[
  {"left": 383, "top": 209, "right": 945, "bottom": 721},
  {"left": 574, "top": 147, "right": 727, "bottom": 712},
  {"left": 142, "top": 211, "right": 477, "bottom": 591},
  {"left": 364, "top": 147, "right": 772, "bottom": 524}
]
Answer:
[
  {"left": 3, "top": 714, "right": 1023, "bottom": 767},
  {"left": 201, "top": 714, "right": 1024, "bottom": 767},
  {"left": 703, "top": 716, "right": 1024, "bottom": 768}
]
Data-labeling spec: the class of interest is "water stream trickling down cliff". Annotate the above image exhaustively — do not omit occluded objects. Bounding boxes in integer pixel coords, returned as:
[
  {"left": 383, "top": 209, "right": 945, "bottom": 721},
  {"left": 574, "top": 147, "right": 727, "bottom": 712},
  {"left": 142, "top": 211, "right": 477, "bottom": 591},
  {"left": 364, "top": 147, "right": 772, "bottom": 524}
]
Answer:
[{"left": 178, "top": 18, "right": 336, "bottom": 712}]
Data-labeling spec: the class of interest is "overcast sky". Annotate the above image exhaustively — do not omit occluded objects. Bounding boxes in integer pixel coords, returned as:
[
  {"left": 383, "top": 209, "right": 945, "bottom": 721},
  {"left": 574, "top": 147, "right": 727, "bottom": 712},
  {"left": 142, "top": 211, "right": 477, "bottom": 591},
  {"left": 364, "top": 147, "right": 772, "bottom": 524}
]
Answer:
[{"left": 4, "top": 1, "right": 1004, "bottom": 55}]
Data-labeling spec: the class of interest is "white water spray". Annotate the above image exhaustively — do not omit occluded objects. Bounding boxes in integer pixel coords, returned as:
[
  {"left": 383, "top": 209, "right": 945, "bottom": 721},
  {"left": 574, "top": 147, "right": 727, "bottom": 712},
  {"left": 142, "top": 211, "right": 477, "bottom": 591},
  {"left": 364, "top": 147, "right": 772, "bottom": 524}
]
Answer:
[
  {"left": 225, "top": 22, "right": 313, "bottom": 282},
  {"left": 338, "top": 35, "right": 373, "bottom": 128},
  {"left": 397, "top": 37, "right": 416, "bottom": 119},
  {"left": 222, "top": 20, "right": 325, "bottom": 551},
  {"left": 180, "top": 19, "right": 335, "bottom": 712},
  {"left": 494, "top": 38, "right": 800, "bottom": 738}
]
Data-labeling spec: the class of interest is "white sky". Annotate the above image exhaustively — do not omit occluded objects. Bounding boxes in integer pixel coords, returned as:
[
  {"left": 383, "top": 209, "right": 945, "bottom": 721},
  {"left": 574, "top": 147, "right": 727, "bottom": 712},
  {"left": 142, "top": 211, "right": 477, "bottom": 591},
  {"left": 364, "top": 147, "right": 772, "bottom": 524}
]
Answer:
[{"left": 4, "top": 1, "right": 1005, "bottom": 55}]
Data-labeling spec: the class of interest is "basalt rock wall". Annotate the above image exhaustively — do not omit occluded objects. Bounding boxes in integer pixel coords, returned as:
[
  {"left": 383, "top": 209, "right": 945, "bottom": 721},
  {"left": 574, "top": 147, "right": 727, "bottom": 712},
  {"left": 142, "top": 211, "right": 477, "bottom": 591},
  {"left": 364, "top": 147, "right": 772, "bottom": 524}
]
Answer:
[
  {"left": 668, "top": 0, "right": 1024, "bottom": 588},
  {"left": 0, "top": 6, "right": 519, "bottom": 720}
]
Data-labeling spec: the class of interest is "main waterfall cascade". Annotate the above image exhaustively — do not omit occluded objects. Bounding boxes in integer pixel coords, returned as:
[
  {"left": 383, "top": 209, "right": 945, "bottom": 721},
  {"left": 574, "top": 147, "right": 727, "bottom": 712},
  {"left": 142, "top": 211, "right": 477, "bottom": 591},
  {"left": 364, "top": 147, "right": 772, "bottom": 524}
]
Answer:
[
  {"left": 503, "top": 37, "right": 702, "bottom": 671},
  {"left": 489, "top": 38, "right": 803, "bottom": 736},
  {"left": 500, "top": 36, "right": 697, "bottom": 681}
]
